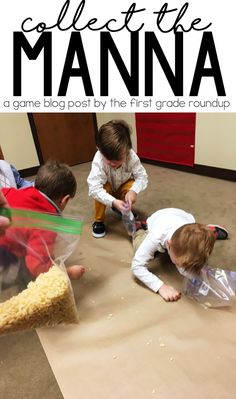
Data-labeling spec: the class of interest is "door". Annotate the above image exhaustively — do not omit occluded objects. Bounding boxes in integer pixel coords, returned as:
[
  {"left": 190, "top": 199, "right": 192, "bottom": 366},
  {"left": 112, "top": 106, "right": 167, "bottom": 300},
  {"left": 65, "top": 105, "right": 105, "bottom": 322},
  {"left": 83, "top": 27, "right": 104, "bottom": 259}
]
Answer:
[
  {"left": 31, "top": 113, "right": 97, "bottom": 166},
  {"left": 135, "top": 113, "right": 196, "bottom": 166},
  {"left": 0, "top": 145, "right": 4, "bottom": 159}
]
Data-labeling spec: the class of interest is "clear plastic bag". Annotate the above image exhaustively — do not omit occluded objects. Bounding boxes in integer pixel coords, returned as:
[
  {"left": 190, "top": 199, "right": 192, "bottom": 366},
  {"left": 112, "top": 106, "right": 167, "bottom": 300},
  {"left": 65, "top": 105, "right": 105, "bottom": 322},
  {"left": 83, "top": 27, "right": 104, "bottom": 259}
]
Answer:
[
  {"left": 0, "top": 207, "right": 83, "bottom": 334},
  {"left": 121, "top": 209, "right": 136, "bottom": 236},
  {"left": 183, "top": 266, "right": 236, "bottom": 308}
]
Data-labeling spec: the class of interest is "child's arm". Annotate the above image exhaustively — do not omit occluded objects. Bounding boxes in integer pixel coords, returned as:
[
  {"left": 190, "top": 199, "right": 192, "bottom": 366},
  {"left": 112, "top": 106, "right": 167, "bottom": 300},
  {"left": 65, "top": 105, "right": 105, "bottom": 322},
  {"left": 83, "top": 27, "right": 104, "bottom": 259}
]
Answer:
[
  {"left": 125, "top": 190, "right": 137, "bottom": 209},
  {"left": 87, "top": 153, "right": 116, "bottom": 207},
  {"left": 131, "top": 232, "right": 164, "bottom": 293},
  {"left": 128, "top": 150, "right": 148, "bottom": 195},
  {"left": 131, "top": 232, "right": 181, "bottom": 301},
  {"left": 10, "top": 164, "right": 33, "bottom": 188}
]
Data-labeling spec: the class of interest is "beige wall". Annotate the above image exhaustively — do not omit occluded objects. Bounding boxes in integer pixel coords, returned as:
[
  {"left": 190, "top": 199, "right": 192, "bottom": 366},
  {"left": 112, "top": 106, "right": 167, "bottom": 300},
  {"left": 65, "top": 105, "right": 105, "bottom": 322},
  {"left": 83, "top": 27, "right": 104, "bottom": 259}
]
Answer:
[
  {"left": 0, "top": 113, "right": 235, "bottom": 171},
  {"left": 96, "top": 113, "right": 137, "bottom": 151},
  {"left": 195, "top": 114, "right": 236, "bottom": 170},
  {"left": 0, "top": 114, "right": 39, "bottom": 169}
]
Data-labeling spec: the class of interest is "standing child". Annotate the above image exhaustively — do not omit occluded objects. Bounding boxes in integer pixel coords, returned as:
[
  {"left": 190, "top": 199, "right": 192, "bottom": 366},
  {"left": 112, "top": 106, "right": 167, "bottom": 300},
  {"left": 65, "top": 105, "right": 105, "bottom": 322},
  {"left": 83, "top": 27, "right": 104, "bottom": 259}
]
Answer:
[
  {"left": 87, "top": 120, "right": 148, "bottom": 238},
  {"left": 0, "top": 160, "right": 85, "bottom": 281},
  {"left": 131, "top": 208, "right": 228, "bottom": 302}
]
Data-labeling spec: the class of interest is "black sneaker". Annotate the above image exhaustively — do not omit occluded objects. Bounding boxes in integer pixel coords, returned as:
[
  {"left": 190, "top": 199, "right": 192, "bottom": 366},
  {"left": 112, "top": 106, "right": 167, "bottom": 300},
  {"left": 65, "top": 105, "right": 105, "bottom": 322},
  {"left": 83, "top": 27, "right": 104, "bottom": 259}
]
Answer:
[
  {"left": 92, "top": 222, "right": 106, "bottom": 238},
  {"left": 207, "top": 224, "right": 228, "bottom": 240},
  {"left": 135, "top": 220, "right": 148, "bottom": 232}
]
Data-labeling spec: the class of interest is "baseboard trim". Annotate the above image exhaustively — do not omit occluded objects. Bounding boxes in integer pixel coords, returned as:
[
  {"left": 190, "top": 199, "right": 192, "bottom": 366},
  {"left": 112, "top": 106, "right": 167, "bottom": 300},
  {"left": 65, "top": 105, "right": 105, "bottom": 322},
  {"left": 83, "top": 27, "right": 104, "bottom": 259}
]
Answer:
[
  {"left": 19, "top": 166, "right": 40, "bottom": 178},
  {"left": 141, "top": 159, "right": 236, "bottom": 182},
  {"left": 19, "top": 160, "right": 236, "bottom": 182}
]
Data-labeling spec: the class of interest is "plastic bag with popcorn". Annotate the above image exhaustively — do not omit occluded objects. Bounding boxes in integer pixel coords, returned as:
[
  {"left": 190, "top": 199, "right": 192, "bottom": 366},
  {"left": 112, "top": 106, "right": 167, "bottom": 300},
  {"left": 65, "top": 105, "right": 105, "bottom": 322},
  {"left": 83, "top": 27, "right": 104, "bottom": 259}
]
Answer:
[{"left": 0, "top": 207, "right": 83, "bottom": 335}]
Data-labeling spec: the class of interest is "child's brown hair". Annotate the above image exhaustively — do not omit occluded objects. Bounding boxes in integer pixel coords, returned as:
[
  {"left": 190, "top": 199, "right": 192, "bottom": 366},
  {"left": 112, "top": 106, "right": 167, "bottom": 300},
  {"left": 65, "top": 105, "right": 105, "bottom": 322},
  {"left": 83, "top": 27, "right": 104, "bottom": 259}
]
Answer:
[
  {"left": 170, "top": 223, "right": 216, "bottom": 274},
  {"left": 96, "top": 120, "right": 132, "bottom": 161},
  {"left": 35, "top": 160, "right": 77, "bottom": 202}
]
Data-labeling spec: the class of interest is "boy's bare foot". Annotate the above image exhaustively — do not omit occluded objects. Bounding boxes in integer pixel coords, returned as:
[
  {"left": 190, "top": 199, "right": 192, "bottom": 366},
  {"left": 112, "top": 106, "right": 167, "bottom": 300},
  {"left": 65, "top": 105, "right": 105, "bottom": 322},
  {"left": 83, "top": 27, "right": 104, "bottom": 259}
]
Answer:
[
  {"left": 67, "top": 265, "right": 85, "bottom": 280},
  {"left": 158, "top": 284, "right": 181, "bottom": 302}
]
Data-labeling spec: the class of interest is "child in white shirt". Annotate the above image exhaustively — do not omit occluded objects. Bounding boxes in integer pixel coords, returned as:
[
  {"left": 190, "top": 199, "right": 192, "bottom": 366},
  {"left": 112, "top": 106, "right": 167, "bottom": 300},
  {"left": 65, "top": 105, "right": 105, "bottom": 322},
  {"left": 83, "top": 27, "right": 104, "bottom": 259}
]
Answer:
[
  {"left": 131, "top": 208, "right": 228, "bottom": 302},
  {"left": 87, "top": 120, "right": 148, "bottom": 238}
]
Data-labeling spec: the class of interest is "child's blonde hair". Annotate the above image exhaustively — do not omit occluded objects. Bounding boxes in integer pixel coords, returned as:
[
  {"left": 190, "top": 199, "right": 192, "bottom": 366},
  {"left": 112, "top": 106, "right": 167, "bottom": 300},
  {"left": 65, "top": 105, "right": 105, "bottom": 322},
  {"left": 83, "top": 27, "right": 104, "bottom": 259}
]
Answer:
[
  {"left": 96, "top": 120, "right": 132, "bottom": 161},
  {"left": 170, "top": 223, "right": 216, "bottom": 274}
]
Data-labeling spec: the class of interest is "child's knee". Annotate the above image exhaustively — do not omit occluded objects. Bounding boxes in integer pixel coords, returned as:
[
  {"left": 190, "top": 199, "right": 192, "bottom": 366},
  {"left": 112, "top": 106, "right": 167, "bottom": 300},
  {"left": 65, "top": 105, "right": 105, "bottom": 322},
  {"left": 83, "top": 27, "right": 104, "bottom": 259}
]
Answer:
[{"left": 132, "top": 230, "right": 148, "bottom": 252}]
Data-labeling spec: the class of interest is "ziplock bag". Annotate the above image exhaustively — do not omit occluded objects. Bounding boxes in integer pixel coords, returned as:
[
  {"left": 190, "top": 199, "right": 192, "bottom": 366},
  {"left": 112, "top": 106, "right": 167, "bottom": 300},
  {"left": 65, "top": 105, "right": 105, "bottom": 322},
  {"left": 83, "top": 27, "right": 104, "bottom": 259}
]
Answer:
[
  {"left": 121, "top": 209, "right": 136, "bottom": 236},
  {"left": 0, "top": 207, "right": 83, "bottom": 335},
  {"left": 182, "top": 266, "right": 236, "bottom": 308}
]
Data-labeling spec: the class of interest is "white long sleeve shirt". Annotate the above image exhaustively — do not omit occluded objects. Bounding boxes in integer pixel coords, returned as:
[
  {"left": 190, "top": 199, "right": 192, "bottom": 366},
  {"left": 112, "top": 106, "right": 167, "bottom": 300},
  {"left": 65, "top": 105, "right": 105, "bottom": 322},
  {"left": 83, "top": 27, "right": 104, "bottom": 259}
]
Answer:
[
  {"left": 87, "top": 149, "right": 148, "bottom": 207},
  {"left": 131, "top": 208, "right": 195, "bottom": 292}
]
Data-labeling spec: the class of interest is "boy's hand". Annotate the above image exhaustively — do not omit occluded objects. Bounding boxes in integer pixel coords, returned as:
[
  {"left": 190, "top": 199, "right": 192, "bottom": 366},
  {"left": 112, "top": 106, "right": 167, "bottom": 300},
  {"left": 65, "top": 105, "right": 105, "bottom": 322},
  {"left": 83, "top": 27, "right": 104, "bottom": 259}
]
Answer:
[
  {"left": 125, "top": 190, "right": 137, "bottom": 208},
  {"left": 113, "top": 199, "right": 128, "bottom": 213},
  {"left": 158, "top": 284, "right": 181, "bottom": 302}
]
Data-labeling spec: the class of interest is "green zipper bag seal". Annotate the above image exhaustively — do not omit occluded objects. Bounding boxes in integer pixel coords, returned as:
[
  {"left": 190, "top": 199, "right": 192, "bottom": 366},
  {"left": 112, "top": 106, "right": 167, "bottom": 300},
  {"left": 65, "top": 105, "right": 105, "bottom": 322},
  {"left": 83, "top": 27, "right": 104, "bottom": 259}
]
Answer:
[{"left": 0, "top": 207, "right": 83, "bottom": 235}]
